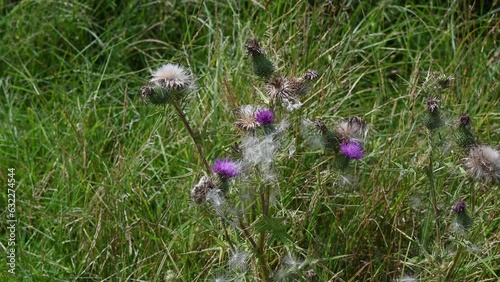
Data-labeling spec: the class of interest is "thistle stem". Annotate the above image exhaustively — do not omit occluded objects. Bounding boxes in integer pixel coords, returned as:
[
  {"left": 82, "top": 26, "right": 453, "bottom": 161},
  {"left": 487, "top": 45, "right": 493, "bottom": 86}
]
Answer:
[
  {"left": 256, "top": 184, "right": 270, "bottom": 281},
  {"left": 171, "top": 101, "right": 211, "bottom": 174}
]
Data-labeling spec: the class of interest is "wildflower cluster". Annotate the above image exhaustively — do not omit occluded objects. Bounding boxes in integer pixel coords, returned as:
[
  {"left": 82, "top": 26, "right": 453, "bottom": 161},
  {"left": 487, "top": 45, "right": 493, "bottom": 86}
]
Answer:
[{"left": 418, "top": 70, "right": 499, "bottom": 184}]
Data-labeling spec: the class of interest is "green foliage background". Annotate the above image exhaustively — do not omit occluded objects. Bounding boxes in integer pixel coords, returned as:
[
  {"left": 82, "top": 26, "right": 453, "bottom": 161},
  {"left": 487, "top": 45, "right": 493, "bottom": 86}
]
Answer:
[{"left": 0, "top": 0, "right": 498, "bottom": 281}]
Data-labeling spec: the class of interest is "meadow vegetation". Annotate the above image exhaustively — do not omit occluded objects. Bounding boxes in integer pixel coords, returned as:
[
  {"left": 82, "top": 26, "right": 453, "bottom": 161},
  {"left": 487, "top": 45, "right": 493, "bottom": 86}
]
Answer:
[{"left": 0, "top": 0, "right": 499, "bottom": 281}]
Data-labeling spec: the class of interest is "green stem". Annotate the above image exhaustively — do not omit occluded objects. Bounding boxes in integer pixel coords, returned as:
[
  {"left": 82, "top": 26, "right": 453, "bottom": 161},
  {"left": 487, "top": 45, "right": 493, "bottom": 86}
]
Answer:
[
  {"left": 171, "top": 102, "right": 211, "bottom": 174},
  {"left": 424, "top": 135, "right": 441, "bottom": 247},
  {"left": 257, "top": 184, "right": 270, "bottom": 281}
]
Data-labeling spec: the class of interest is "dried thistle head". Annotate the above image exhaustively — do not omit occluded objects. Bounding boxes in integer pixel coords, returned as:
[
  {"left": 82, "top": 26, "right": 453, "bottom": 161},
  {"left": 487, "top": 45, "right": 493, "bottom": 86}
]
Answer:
[
  {"left": 245, "top": 38, "right": 264, "bottom": 56},
  {"left": 190, "top": 176, "right": 218, "bottom": 204},
  {"left": 233, "top": 105, "right": 261, "bottom": 132},
  {"left": 464, "top": 144, "right": 500, "bottom": 183},
  {"left": 303, "top": 69, "right": 319, "bottom": 81},
  {"left": 335, "top": 116, "right": 368, "bottom": 144},
  {"left": 265, "top": 77, "right": 303, "bottom": 111}
]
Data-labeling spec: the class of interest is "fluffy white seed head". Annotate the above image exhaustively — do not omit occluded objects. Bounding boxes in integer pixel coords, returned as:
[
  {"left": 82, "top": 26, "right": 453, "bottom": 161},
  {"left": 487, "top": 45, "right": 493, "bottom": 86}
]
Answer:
[
  {"left": 228, "top": 250, "right": 249, "bottom": 271},
  {"left": 464, "top": 144, "right": 500, "bottom": 182},
  {"left": 150, "top": 63, "right": 196, "bottom": 92}
]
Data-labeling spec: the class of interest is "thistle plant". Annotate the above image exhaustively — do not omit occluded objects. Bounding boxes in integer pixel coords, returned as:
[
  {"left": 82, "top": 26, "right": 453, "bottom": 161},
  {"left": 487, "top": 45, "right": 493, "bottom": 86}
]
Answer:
[
  {"left": 140, "top": 63, "right": 211, "bottom": 174},
  {"left": 419, "top": 70, "right": 452, "bottom": 248},
  {"left": 454, "top": 113, "right": 500, "bottom": 184},
  {"left": 142, "top": 38, "right": 368, "bottom": 281}
]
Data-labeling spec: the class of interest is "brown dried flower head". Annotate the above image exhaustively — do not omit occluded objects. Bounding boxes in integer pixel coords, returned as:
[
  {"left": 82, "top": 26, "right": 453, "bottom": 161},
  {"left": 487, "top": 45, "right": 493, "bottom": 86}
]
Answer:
[
  {"left": 335, "top": 116, "right": 368, "bottom": 144},
  {"left": 303, "top": 69, "right": 319, "bottom": 81},
  {"left": 233, "top": 105, "right": 261, "bottom": 132},
  {"left": 245, "top": 39, "right": 264, "bottom": 56},
  {"left": 265, "top": 76, "right": 304, "bottom": 111},
  {"left": 190, "top": 176, "right": 218, "bottom": 204}
]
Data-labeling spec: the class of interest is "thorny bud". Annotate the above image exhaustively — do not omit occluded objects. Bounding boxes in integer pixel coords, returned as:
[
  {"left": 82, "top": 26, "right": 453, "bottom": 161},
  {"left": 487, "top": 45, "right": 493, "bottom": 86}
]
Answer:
[
  {"left": 245, "top": 38, "right": 275, "bottom": 79},
  {"left": 245, "top": 38, "right": 264, "bottom": 56},
  {"left": 424, "top": 97, "right": 442, "bottom": 131},
  {"left": 451, "top": 198, "right": 472, "bottom": 231},
  {"left": 426, "top": 97, "right": 440, "bottom": 112},
  {"left": 455, "top": 113, "right": 476, "bottom": 149},
  {"left": 314, "top": 118, "right": 328, "bottom": 134},
  {"left": 451, "top": 198, "right": 466, "bottom": 214},
  {"left": 315, "top": 118, "right": 339, "bottom": 152}
]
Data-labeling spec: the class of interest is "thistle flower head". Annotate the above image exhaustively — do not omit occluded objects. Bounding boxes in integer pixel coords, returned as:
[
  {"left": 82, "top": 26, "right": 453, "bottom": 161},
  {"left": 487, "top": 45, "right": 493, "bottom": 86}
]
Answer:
[
  {"left": 424, "top": 97, "right": 442, "bottom": 130},
  {"left": 426, "top": 97, "right": 440, "bottom": 112},
  {"left": 459, "top": 113, "right": 472, "bottom": 127},
  {"left": 245, "top": 38, "right": 264, "bottom": 56},
  {"left": 212, "top": 158, "right": 240, "bottom": 179},
  {"left": 451, "top": 198, "right": 466, "bottom": 214},
  {"left": 265, "top": 77, "right": 303, "bottom": 111},
  {"left": 150, "top": 63, "right": 195, "bottom": 90},
  {"left": 190, "top": 176, "right": 217, "bottom": 204},
  {"left": 464, "top": 144, "right": 500, "bottom": 182},
  {"left": 335, "top": 116, "right": 368, "bottom": 144},
  {"left": 141, "top": 63, "right": 196, "bottom": 105},
  {"left": 255, "top": 108, "right": 274, "bottom": 125},
  {"left": 303, "top": 69, "right": 319, "bottom": 81},
  {"left": 233, "top": 105, "right": 261, "bottom": 132},
  {"left": 456, "top": 113, "right": 476, "bottom": 148},
  {"left": 340, "top": 141, "right": 364, "bottom": 160}
]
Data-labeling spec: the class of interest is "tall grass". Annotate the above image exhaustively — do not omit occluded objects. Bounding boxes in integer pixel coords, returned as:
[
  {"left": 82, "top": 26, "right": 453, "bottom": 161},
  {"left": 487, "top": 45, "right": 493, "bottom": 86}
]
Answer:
[{"left": 1, "top": 0, "right": 498, "bottom": 281}]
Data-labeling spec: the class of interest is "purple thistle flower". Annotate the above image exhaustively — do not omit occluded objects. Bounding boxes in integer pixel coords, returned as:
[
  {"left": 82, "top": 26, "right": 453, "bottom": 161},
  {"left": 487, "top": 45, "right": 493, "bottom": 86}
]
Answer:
[
  {"left": 212, "top": 158, "right": 240, "bottom": 179},
  {"left": 255, "top": 109, "right": 274, "bottom": 126},
  {"left": 340, "top": 141, "right": 364, "bottom": 160},
  {"left": 452, "top": 199, "right": 466, "bottom": 214}
]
